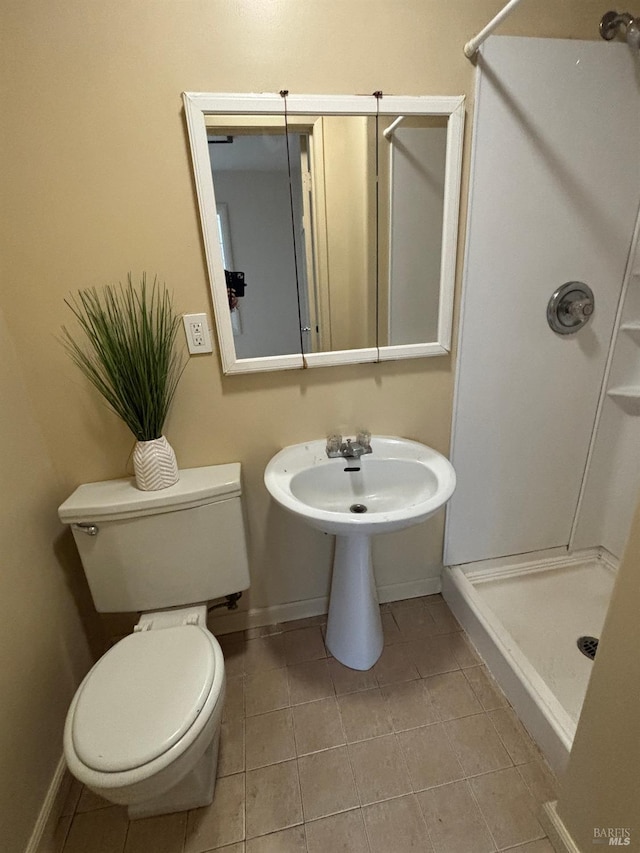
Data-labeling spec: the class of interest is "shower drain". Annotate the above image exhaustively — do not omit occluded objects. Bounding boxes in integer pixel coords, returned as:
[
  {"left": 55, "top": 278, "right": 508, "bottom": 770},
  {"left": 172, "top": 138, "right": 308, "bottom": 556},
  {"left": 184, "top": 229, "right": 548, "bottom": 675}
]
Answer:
[
  {"left": 577, "top": 636, "right": 599, "bottom": 660},
  {"left": 350, "top": 503, "right": 368, "bottom": 513}
]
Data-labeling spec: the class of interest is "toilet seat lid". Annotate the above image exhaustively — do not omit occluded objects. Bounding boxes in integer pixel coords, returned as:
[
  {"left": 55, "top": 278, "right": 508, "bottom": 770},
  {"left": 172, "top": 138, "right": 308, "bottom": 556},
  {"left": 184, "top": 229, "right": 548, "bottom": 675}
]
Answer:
[{"left": 72, "top": 625, "right": 216, "bottom": 773}]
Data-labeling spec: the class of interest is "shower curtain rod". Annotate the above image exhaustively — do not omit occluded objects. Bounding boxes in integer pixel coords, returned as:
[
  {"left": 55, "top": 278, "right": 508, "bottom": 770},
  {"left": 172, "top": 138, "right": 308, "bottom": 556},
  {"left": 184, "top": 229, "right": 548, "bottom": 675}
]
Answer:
[{"left": 464, "top": 0, "right": 525, "bottom": 58}]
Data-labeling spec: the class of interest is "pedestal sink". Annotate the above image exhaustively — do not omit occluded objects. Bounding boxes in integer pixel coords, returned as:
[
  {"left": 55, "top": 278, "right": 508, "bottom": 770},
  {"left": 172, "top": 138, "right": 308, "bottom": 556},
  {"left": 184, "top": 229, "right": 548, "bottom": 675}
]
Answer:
[{"left": 264, "top": 436, "right": 456, "bottom": 670}]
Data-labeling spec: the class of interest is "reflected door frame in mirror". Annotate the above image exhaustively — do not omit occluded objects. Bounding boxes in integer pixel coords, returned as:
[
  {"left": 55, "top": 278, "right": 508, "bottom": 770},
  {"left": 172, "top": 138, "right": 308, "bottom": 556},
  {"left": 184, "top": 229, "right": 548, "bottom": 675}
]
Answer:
[{"left": 183, "top": 92, "right": 465, "bottom": 375}]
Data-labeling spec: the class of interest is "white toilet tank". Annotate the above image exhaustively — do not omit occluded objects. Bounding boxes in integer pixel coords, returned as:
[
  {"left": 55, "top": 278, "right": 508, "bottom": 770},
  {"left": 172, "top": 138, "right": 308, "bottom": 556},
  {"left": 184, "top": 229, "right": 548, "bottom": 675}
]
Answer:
[{"left": 58, "top": 464, "right": 250, "bottom": 613}]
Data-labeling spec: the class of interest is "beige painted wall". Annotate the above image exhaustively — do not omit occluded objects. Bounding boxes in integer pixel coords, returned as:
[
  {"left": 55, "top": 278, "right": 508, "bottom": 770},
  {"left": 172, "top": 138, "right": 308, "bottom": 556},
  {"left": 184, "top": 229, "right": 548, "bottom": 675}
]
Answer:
[
  {"left": 0, "top": 2, "right": 610, "bottom": 844},
  {"left": 1, "top": 0, "right": 607, "bottom": 628},
  {"left": 555, "top": 495, "right": 640, "bottom": 849},
  {"left": 0, "top": 309, "right": 92, "bottom": 852}
]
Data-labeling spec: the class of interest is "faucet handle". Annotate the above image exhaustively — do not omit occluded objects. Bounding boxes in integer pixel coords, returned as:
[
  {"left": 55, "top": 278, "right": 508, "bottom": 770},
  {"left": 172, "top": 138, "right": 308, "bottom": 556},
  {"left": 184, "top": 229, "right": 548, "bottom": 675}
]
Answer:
[
  {"left": 356, "top": 430, "right": 371, "bottom": 450},
  {"left": 326, "top": 433, "right": 342, "bottom": 454}
]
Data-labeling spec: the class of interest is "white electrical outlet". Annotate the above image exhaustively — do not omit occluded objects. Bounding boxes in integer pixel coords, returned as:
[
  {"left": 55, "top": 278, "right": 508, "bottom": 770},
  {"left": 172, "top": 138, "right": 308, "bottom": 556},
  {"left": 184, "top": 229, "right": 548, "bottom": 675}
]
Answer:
[{"left": 183, "top": 313, "right": 213, "bottom": 354}]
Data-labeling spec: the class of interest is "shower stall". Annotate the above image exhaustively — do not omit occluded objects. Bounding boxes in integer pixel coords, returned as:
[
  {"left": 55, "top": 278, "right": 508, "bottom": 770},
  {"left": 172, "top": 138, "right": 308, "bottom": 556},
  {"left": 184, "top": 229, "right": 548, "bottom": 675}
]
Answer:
[{"left": 442, "top": 34, "right": 640, "bottom": 775}]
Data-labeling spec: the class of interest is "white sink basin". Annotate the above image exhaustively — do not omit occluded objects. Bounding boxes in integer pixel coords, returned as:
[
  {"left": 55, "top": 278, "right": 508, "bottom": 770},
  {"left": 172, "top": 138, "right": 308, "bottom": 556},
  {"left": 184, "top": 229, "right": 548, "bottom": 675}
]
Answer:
[
  {"left": 264, "top": 436, "right": 455, "bottom": 535},
  {"left": 265, "top": 436, "right": 456, "bottom": 670}
]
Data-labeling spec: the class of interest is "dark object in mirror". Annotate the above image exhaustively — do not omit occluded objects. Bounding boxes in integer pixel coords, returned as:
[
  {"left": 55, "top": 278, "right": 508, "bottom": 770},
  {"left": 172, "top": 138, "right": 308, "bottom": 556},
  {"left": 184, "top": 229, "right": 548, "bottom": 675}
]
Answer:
[{"left": 225, "top": 270, "right": 246, "bottom": 298}]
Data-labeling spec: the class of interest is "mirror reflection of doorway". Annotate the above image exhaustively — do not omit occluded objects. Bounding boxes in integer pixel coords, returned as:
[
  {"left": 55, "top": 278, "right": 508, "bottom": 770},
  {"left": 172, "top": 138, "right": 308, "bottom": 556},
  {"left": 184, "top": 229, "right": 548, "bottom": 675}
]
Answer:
[
  {"left": 215, "top": 203, "right": 243, "bottom": 337},
  {"left": 208, "top": 131, "right": 313, "bottom": 359},
  {"left": 207, "top": 117, "right": 376, "bottom": 359},
  {"left": 296, "top": 134, "right": 322, "bottom": 354}
]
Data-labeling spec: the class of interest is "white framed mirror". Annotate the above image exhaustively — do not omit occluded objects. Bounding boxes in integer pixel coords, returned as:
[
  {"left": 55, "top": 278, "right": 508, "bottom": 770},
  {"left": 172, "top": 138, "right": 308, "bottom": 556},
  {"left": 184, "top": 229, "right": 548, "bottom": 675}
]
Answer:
[{"left": 183, "top": 92, "right": 464, "bottom": 374}]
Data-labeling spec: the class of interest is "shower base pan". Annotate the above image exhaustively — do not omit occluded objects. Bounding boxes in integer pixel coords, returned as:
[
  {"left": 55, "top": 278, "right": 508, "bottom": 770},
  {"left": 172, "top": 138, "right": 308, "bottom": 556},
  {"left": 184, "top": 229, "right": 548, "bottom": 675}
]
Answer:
[{"left": 442, "top": 548, "right": 615, "bottom": 776}]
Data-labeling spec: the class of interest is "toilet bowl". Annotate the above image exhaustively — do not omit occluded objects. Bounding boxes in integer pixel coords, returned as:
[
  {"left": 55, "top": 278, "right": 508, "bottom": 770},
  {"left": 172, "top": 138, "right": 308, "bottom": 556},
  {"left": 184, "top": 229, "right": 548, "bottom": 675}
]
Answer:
[
  {"left": 58, "top": 465, "right": 251, "bottom": 819},
  {"left": 64, "top": 607, "right": 226, "bottom": 819}
]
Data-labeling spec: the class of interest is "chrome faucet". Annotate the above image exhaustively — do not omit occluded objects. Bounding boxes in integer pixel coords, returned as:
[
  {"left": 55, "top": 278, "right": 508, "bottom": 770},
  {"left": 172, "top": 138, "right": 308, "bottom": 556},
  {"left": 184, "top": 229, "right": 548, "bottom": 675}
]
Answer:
[{"left": 326, "top": 431, "right": 372, "bottom": 459}]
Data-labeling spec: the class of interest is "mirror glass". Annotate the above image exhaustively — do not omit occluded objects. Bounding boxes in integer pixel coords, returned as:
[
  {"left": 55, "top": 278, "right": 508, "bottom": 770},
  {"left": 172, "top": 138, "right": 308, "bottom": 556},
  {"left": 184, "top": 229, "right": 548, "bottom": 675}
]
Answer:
[
  {"left": 206, "top": 115, "right": 302, "bottom": 359},
  {"left": 377, "top": 115, "right": 449, "bottom": 347},
  {"left": 183, "top": 93, "right": 464, "bottom": 374},
  {"left": 286, "top": 114, "right": 378, "bottom": 355}
]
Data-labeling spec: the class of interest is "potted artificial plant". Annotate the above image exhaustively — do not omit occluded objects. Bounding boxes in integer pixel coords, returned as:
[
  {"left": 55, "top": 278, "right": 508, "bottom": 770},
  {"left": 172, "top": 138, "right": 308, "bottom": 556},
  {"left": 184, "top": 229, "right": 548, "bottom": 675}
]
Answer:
[{"left": 62, "top": 273, "right": 186, "bottom": 491}]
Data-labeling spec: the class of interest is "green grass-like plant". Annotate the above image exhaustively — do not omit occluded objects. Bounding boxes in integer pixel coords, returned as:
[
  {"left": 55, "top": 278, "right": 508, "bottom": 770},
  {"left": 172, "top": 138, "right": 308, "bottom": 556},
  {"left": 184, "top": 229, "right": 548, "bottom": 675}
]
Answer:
[{"left": 62, "top": 273, "right": 186, "bottom": 442}]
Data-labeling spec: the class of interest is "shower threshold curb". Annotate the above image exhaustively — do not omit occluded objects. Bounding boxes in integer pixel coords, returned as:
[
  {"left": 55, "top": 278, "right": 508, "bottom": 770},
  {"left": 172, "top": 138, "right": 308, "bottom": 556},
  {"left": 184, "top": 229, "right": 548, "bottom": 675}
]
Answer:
[{"left": 442, "top": 563, "right": 575, "bottom": 776}]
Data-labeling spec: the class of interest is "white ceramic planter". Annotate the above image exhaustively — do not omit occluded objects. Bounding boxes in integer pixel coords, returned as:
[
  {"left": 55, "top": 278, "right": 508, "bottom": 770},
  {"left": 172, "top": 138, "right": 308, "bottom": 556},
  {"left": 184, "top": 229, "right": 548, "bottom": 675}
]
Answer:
[{"left": 133, "top": 436, "right": 179, "bottom": 491}]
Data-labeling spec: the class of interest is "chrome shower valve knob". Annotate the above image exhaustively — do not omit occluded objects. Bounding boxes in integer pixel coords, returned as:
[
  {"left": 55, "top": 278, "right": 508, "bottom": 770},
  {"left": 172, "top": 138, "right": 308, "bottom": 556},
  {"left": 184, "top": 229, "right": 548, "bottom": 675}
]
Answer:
[{"left": 547, "top": 282, "right": 595, "bottom": 335}]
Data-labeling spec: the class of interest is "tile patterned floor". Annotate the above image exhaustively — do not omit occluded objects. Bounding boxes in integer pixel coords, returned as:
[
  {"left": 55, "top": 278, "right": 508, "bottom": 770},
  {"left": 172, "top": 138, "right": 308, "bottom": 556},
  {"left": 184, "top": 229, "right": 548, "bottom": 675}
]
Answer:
[{"left": 54, "top": 595, "right": 558, "bottom": 853}]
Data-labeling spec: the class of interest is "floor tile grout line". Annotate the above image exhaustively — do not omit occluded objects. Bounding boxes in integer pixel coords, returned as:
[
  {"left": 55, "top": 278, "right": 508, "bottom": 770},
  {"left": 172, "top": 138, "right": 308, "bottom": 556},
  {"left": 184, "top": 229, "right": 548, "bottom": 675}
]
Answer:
[
  {"left": 121, "top": 814, "right": 130, "bottom": 853},
  {"left": 291, "top": 695, "right": 348, "bottom": 760},
  {"left": 465, "top": 766, "right": 549, "bottom": 851},
  {"left": 333, "top": 686, "right": 350, "bottom": 749},
  {"left": 244, "top": 766, "right": 304, "bottom": 844},
  {"left": 411, "top": 790, "right": 438, "bottom": 853},
  {"left": 360, "top": 790, "right": 436, "bottom": 853},
  {"left": 293, "top": 756, "right": 308, "bottom": 833},
  {"left": 343, "top": 726, "right": 366, "bottom": 811},
  {"left": 493, "top": 828, "right": 548, "bottom": 851},
  {"left": 242, "top": 761, "right": 247, "bottom": 847},
  {"left": 462, "top": 662, "right": 507, "bottom": 712},
  {"left": 330, "top": 727, "right": 361, "bottom": 817},
  {"left": 301, "top": 815, "right": 310, "bottom": 853},
  {"left": 484, "top": 702, "right": 542, "bottom": 768},
  {"left": 498, "top": 838, "right": 551, "bottom": 851},
  {"left": 290, "top": 699, "right": 303, "bottom": 760},
  {"left": 427, "top": 706, "right": 467, "bottom": 783},
  {"left": 308, "top": 807, "right": 373, "bottom": 853},
  {"left": 514, "top": 757, "right": 558, "bottom": 804},
  {"left": 421, "top": 678, "right": 483, "bottom": 725},
  {"left": 392, "top": 728, "right": 415, "bottom": 796},
  {"left": 180, "top": 804, "right": 189, "bottom": 853},
  {"left": 513, "top": 762, "right": 558, "bottom": 835},
  {"left": 57, "top": 814, "right": 74, "bottom": 853},
  {"left": 288, "top": 655, "right": 335, "bottom": 699},
  {"left": 303, "top": 805, "right": 360, "bottom": 824},
  {"left": 358, "top": 787, "right": 429, "bottom": 809},
  {"left": 360, "top": 801, "right": 376, "bottom": 853},
  {"left": 464, "top": 775, "right": 501, "bottom": 852},
  {"left": 300, "top": 799, "right": 368, "bottom": 827},
  {"left": 245, "top": 707, "right": 297, "bottom": 773}
]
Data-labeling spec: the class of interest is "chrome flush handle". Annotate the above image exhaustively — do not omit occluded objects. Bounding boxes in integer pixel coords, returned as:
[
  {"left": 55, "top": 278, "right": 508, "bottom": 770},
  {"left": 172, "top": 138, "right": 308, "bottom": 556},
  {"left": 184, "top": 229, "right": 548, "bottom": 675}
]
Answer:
[{"left": 72, "top": 522, "right": 99, "bottom": 536}]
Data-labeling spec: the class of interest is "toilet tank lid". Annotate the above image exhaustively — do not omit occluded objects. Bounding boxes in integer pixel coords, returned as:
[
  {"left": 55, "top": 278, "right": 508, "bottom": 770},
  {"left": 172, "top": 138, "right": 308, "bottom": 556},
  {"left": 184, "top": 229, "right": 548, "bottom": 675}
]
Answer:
[{"left": 58, "top": 463, "right": 242, "bottom": 523}]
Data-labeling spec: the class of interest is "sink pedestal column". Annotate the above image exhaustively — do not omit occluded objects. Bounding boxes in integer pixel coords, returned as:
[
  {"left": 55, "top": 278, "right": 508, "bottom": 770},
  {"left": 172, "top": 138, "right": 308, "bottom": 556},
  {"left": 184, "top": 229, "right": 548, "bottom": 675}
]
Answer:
[{"left": 325, "top": 533, "right": 384, "bottom": 671}]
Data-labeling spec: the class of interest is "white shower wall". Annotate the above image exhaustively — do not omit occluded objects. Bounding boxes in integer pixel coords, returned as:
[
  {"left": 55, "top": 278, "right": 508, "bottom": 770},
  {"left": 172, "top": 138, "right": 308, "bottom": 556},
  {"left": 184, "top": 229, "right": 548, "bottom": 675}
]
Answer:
[
  {"left": 445, "top": 37, "right": 640, "bottom": 567},
  {"left": 572, "top": 257, "right": 640, "bottom": 559}
]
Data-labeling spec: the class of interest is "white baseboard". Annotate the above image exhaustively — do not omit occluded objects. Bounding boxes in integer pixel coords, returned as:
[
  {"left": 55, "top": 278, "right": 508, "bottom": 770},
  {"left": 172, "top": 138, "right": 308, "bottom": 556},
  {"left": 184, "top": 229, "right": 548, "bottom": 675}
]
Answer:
[
  {"left": 378, "top": 575, "right": 441, "bottom": 603},
  {"left": 26, "top": 755, "right": 68, "bottom": 853},
  {"left": 541, "top": 801, "right": 581, "bottom": 853},
  {"left": 208, "top": 575, "right": 441, "bottom": 635},
  {"left": 209, "top": 594, "right": 329, "bottom": 634}
]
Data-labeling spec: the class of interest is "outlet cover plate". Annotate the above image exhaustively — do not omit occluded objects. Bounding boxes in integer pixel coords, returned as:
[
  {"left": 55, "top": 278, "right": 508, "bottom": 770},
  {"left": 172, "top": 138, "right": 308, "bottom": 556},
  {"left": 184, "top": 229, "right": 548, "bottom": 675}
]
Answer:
[{"left": 183, "top": 313, "right": 213, "bottom": 354}]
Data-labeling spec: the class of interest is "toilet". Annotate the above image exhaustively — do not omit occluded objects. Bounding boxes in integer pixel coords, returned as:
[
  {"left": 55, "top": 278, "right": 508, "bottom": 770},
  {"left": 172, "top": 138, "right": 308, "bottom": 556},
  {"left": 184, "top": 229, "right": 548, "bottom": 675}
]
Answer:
[{"left": 58, "top": 464, "right": 250, "bottom": 819}]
